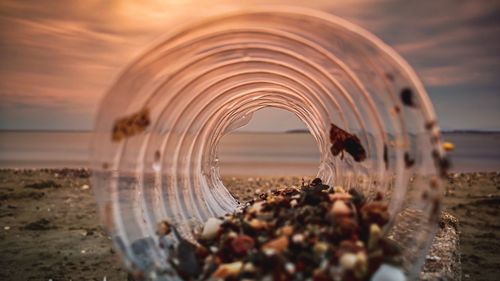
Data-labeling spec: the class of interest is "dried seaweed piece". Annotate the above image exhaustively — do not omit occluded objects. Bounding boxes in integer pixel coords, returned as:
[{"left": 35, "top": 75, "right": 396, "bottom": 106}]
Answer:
[
  {"left": 111, "top": 108, "right": 151, "bottom": 142},
  {"left": 400, "top": 88, "right": 416, "bottom": 107},
  {"left": 404, "top": 152, "right": 415, "bottom": 168},
  {"left": 329, "top": 123, "right": 367, "bottom": 162}
]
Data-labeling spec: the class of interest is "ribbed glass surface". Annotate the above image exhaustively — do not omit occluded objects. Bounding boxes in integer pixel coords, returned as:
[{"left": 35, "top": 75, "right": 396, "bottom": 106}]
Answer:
[{"left": 91, "top": 7, "right": 447, "bottom": 280}]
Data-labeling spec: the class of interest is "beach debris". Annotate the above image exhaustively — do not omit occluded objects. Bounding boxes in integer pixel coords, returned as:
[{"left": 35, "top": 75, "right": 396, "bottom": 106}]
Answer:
[
  {"left": 112, "top": 108, "right": 151, "bottom": 142},
  {"left": 442, "top": 142, "right": 455, "bottom": 152},
  {"left": 400, "top": 87, "right": 416, "bottom": 107},
  {"left": 329, "top": 123, "right": 367, "bottom": 162},
  {"left": 156, "top": 178, "right": 401, "bottom": 280},
  {"left": 24, "top": 180, "right": 61, "bottom": 189}
]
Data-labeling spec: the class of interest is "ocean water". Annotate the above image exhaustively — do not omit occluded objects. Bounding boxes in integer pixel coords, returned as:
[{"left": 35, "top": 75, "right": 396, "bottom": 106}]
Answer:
[{"left": 0, "top": 131, "right": 499, "bottom": 175}]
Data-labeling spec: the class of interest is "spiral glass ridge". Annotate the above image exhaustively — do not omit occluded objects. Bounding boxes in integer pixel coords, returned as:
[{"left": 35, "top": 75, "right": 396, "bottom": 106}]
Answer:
[{"left": 91, "top": 7, "right": 447, "bottom": 280}]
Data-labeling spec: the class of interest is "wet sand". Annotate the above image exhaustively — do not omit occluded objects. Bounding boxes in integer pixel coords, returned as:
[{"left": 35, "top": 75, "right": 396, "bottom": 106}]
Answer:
[{"left": 0, "top": 169, "right": 499, "bottom": 280}]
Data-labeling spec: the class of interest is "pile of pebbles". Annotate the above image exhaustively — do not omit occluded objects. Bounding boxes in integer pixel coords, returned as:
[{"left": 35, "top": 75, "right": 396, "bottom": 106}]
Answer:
[{"left": 157, "top": 178, "right": 405, "bottom": 281}]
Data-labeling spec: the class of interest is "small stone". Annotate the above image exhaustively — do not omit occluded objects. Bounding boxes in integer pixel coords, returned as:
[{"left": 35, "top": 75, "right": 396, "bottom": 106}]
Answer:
[
  {"left": 290, "top": 199, "right": 298, "bottom": 208},
  {"left": 201, "top": 218, "right": 222, "bottom": 240},
  {"left": 243, "top": 262, "right": 256, "bottom": 273},
  {"left": 279, "top": 225, "right": 294, "bottom": 236},
  {"left": 212, "top": 261, "right": 243, "bottom": 279},
  {"left": 263, "top": 248, "right": 276, "bottom": 256},
  {"left": 285, "top": 262, "right": 296, "bottom": 274},
  {"left": 81, "top": 184, "right": 90, "bottom": 190},
  {"left": 262, "top": 236, "right": 288, "bottom": 253},
  {"left": 313, "top": 242, "right": 329, "bottom": 254},
  {"left": 371, "top": 264, "right": 406, "bottom": 281},
  {"left": 292, "top": 233, "right": 305, "bottom": 244},
  {"left": 334, "top": 186, "right": 346, "bottom": 193},
  {"left": 330, "top": 200, "right": 351, "bottom": 216},
  {"left": 231, "top": 235, "right": 255, "bottom": 256},
  {"left": 329, "top": 192, "right": 352, "bottom": 201},
  {"left": 4, "top": 226, "right": 10, "bottom": 230},
  {"left": 426, "top": 255, "right": 441, "bottom": 261},
  {"left": 81, "top": 250, "right": 86, "bottom": 254},
  {"left": 368, "top": 224, "right": 382, "bottom": 249},
  {"left": 156, "top": 221, "right": 171, "bottom": 236},
  {"left": 354, "top": 252, "right": 368, "bottom": 278},
  {"left": 248, "top": 201, "right": 265, "bottom": 214},
  {"left": 340, "top": 253, "right": 357, "bottom": 270},
  {"left": 360, "top": 201, "right": 389, "bottom": 226},
  {"left": 248, "top": 219, "right": 267, "bottom": 230}
]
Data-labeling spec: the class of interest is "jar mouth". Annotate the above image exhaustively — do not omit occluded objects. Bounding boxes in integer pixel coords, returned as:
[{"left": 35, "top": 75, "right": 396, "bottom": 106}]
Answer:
[{"left": 91, "top": 6, "right": 447, "bottom": 280}]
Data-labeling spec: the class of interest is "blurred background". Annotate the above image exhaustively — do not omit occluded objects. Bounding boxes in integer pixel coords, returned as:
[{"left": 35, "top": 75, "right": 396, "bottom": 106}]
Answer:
[{"left": 1, "top": 0, "right": 499, "bottom": 174}]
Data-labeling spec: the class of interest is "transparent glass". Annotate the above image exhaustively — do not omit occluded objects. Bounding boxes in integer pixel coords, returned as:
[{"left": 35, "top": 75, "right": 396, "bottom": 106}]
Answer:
[{"left": 91, "top": 7, "right": 447, "bottom": 280}]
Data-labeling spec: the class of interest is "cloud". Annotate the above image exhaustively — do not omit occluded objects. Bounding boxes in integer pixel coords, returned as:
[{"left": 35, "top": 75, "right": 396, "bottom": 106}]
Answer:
[
  {"left": 0, "top": 0, "right": 499, "bottom": 130},
  {"left": 364, "top": 1, "right": 500, "bottom": 88}
]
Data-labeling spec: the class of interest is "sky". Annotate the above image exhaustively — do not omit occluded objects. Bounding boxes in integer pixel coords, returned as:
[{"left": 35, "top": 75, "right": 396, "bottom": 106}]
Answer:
[{"left": 0, "top": 0, "right": 499, "bottom": 131}]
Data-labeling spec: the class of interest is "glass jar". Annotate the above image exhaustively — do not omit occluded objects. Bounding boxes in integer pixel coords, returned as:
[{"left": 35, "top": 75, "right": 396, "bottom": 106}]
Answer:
[{"left": 91, "top": 6, "right": 448, "bottom": 280}]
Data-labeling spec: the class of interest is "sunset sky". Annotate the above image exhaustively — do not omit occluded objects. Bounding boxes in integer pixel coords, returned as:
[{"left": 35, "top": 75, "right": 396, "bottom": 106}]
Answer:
[{"left": 0, "top": 0, "right": 499, "bottom": 131}]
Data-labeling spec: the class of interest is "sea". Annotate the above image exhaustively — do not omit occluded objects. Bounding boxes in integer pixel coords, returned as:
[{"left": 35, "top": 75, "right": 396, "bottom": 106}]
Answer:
[{"left": 0, "top": 131, "right": 499, "bottom": 176}]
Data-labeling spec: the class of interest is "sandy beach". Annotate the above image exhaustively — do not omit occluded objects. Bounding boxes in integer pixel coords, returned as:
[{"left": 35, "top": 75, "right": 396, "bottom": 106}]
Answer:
[{"left": 0, "top": 169, "right": 499, "bottom": 280}]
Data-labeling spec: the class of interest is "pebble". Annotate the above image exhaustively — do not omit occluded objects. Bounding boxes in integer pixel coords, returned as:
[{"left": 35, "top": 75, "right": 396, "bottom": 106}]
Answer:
[
  {"left": 279, "top": 225, "right": 294, "bottom": 236},
  {"left": 212, "top": 261, "right": 243, "bottom": 278},
  {"left": 368, "top": 224, "right": 382, "bottom": 249},
  {"left": 262, "top": 236, "right": 288, "bottom": 253},
  {"left": 331, "top": 200, "right": 351, "bottom": 216},
  {"left": 285, "top": 262, "right": 295, "bottom": 274},
  {"left": 4, "top": 226, "right": 10, "bottom": 230},
  {"left": 426, "top": 255, "right": 441, "bottom": 261},
  {"left": 248, "top": 218, "right": 267, "bottom": 230},
  {"left": 371, "top": 264, "right": 406, "bottom": 281},
  {"left": 81, "top": 184, "right": 90, "bottom": 190},
  {"left": 339, "top": 253, "right": 357, "bottom": 270},
  {"left": 292, "top": 233, "right": 304, "bottom": 243},
  {"left": 313, "top": 242, "right": 329, "bottom": 254},
  {"left": 201, "top": 218, "right": 222, "bottom": 240}
]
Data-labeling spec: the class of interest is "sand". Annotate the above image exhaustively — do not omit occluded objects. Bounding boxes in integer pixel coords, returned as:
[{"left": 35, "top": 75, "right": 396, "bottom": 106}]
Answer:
[{"left": 0, "top": 169, "right": 499, "bottom": 280}]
